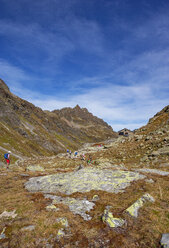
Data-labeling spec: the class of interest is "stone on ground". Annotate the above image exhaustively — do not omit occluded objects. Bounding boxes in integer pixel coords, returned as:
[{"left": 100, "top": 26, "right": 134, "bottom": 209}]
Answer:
[
  {"left": 102, "top": 209, "right": 125, "bottom": 228},
  {"left": 26, "top": 165, "right": 45, "bottom": 172},
  {"left": 46, "top": 205, "right": 59, "bottom": 212},
  {"left": 44, "top": 194, "right": 95, "bottom": 221},
  {"left": 136, "top": 168, "right": 169, "bottom": 176},
  {"left": 0, "top": 227, "right": 6, "bottom": 240},
  {"left": 160, "top": 233, "right": 169, "bottom": 248},
  {"left": 0, "top": 210, "right": 17, "bottom": 219},
  {"left": 125, "top": 193, "right": 155, "bottom": 217},
  {"left": 21, "top": 225, "right": 35, "bottom": 232},
  {"left": 25, "top": 167, "right": 146, "bottom": 195},
  {"left": 56, "top": 217, "right": 69, "bottom": 228}
]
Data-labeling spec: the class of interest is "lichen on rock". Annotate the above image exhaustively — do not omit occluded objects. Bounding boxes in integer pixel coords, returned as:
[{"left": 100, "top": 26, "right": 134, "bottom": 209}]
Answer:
[
  {"left": 125, "top": 193, "right": 155, "bottom": 217},
  {"left": 44, "top": 194, "right": 95, "bottom": 220},
  {"left": 102, "top": 209, "right": 125, "bottom": 228},
  {"left": 160, "top": 233, "right": 169, "bottom": 248},
  {"left": 25, "top": 167, "right": 146, "bottom": 195}
]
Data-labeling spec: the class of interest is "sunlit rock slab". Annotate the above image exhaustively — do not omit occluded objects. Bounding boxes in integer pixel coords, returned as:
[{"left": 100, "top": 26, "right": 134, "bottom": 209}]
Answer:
[{"left": 25, "top": 168, "right": 145, "bottom": 195}]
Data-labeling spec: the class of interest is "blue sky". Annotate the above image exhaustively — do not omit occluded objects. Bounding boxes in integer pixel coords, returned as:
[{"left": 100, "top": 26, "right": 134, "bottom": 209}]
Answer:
[{"left": 0, "top": 0, "right": 169, "bottom": 131}]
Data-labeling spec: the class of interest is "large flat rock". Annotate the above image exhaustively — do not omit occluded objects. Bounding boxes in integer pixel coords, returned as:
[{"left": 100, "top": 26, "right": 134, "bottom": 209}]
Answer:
[{"left": 25, "top": 168, "right": 145, "bottom": 195}]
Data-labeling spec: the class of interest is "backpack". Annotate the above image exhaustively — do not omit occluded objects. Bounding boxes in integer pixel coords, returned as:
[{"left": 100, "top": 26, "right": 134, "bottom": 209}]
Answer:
[{"left": 4, "top": 153, "right": 8, "bottom": 159}]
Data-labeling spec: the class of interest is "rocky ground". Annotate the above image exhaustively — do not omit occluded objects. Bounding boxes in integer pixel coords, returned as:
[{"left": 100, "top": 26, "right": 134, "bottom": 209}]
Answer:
[
  {"left": 0, "top": 105, "right": 168, "bottom": 248},
  {"left": 0, "top": 135, "right": 169, "bottom": 248}
]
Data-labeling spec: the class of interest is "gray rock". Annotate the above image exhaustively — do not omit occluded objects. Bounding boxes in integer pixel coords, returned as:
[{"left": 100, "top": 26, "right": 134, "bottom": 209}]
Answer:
[
  {"left": 134, "top": 135, "right": 143, "bottom": 141},
  {"left": 125, "top": 193, "right": 155, "bottom": 217},
  {"left": 157, "top": 147, "right": 169, "bottom": 156},
  {"left": 26, "top": 165, "right": 45, "bottom": 172},
  {"left": 136, "top": 168, "right": 169, "bottom": 176},
  {"left": 21, "top": 225, "right": 35, "bottom": 231},
  {"left": 0, "top": 233, "right": 6, "bottom": 240},
  {"left": 25, "top": 168, "right": 145, "bottom": 195},
  {"left": 151, "top": 151, "right": 160, "bottom": 156},
  {"left": 45, "top": 205, "right": 59, "bottom": 212},
  {"left": 0, "top": 227, "right": 6, "bottom": 240},
  {"left": 102, "top": 209, "right": 125, "bottom": 228},
  {"left": 160, "top": 233, "right": 169, "bottom": 248},
  {"left": 145, "top": 179, "right": 154, "bottom": 184},
  {"left": 56, "top": 217, "right": 69, "bottom": 228},
  {"left": 0, "top": 173, "right": 7, "bottom": 176},
  {"left": 45, "top": 194, "right": 95, "bottom": 221},
  {"left": 20, "top": 174, "right": 30, "bottom": 177},
  {"left": 57, "top": 229, "right": 65, "bottom": 239},
  {"left": 92, "top": 195, "right": 99, "bottom": 202}
]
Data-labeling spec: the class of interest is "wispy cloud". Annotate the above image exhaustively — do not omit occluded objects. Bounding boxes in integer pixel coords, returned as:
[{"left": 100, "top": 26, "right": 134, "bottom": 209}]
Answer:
[
  {"left": 0, "top": 59, "right": 30, "bottom": 88},
  {"left": 0, "top": 0, "right": 169, "bottom": 131},
  {"left": 10, "top": 80, "right": 168, "bottom": 131}
]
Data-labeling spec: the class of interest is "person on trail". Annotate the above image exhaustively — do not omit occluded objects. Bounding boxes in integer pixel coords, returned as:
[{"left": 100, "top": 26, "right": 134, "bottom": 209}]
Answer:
[
  {"left": 4, "top": 151, "right": 11, "bottom": 169},
  {"left": 74, "top": 151, "right": 78, "bottom": 158},
  {"left": 87, "top": 155, "right": 92, "bottom": 165},
  {"left": 81, "top": 153, "right": 85, "bottom": 161}
]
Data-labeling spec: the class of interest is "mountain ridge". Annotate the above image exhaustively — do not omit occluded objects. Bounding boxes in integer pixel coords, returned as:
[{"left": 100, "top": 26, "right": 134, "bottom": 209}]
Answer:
[{"left": 0, "top": 79, "right": 117, "bottom": 159}]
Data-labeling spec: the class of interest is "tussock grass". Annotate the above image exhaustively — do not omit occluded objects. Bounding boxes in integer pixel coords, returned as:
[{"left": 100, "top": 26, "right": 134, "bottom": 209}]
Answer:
[{"left": 0, "top": 141, "right": 168, "bottom": 247}]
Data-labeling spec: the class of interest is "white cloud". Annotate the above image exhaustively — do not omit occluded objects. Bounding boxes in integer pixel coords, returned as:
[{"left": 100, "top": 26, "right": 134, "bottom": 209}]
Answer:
[
  {"left": 1, "top": 6, "right": 169, "bottom": 132},
  {"left": 0, "top": 59, "right": 30, "bottom": 89},
  {"left": 10, "top": 81, "right": 168, "bottom": 131}
]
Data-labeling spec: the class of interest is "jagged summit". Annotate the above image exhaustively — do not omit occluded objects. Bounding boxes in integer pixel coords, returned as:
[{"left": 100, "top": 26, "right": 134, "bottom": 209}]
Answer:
[
  {"left": 0, "top": 80, "right": 117, "bottom": 158},
  {"left": 0, "top": 79, "right": 10, "bottom": 92}
]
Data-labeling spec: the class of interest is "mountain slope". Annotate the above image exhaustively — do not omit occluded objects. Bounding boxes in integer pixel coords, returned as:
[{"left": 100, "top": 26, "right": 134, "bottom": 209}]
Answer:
[
  {"left": 0, "top": 79, "right": 117, "bottom": 159},
  {"left": 100, "top": 105, "right": 169, "bottom": 167}
]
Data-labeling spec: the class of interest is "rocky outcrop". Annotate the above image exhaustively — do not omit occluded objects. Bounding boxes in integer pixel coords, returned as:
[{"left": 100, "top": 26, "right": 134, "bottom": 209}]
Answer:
[
  {"left": 125, "top": 193, "right": 155, "bottom": 217},
  {"left": 45, "top": 194, "right": 95, "bottom": 220},
  {"left": 25, "top": 167, "right": 145, "bottom": 194},
  {"left": 102, "top": 209, "right": 125, "bottom": 228}
]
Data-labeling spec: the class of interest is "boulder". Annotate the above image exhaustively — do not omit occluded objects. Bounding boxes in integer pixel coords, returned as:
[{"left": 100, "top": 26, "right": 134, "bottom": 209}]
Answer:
[
  {"left": 56, "top": 217, "right": 69, "bottom": 240},
  {"left": 157, "top": 147, "right": 169, "bottom": 156},
  {"left": 25, "top": 168, "right": 146, "bottom": 195},
  {"left": 151, "top": 151, "right": 160, "bottom": 156},
  {"left": 21, "top": 225, "right": 35, "bottom": 232},
  {"left": 0, "top": 210, "right": 17, "bottom": 219},
  {"left": 45, "top": 194, "right": 95, "bottom": 221},
  {"left": 92, "top": 195, "right": 99, "bottom": 202},
  {"left": 46, "top": 205, "right": 59, "bottom": 212},
  {"left": 0, "top": 227, "right": 6, "bottom": 240},
  {"left": 102, "top": 209, "right": 125, "bottom": 228},
  {"left": 56, "top": 217, "right": 69, "bottom": 228},
  {"left": 125, "top": 193, "right": 155, "bottom": 217},
  {"left": 160, "top": 233, "right": 169, "bottom": 248}
]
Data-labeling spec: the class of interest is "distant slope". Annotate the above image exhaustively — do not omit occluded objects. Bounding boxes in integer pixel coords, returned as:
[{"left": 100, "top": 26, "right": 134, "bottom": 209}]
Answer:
[
  {"left": 102, "top": 105, "right": 169, "bottom": 166},
  {"left": 0, "top": 79, "right": 117, "bottom": 159}
]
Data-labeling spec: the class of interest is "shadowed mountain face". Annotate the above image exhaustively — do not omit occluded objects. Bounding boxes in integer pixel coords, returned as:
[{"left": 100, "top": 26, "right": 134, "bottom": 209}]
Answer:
[{"left": 0, "top": 79, "right": 117, "bottom": 158}]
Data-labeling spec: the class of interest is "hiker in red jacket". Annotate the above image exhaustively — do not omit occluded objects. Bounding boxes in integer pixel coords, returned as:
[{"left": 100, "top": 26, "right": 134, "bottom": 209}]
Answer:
[{"left": 4, "top": 151, "right": 11, "bottom": 169}]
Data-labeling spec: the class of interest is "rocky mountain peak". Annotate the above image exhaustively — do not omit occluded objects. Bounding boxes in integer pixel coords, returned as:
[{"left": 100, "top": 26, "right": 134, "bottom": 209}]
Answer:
[
  {"left": 0, "top": 79, "right": 116, "bottom": 157},
  {"left": 74, "top": 104, "right": 81, "bottom": 110},
  {"left": 0, "top": 79, "right": 10, "bottom": 93}
]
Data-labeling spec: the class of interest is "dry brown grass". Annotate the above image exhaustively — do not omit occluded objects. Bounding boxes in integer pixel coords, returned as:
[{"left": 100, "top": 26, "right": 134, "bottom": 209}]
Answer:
[{"left": 0, "top": 146, "right": 169, "bottom": 248}]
